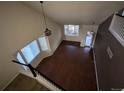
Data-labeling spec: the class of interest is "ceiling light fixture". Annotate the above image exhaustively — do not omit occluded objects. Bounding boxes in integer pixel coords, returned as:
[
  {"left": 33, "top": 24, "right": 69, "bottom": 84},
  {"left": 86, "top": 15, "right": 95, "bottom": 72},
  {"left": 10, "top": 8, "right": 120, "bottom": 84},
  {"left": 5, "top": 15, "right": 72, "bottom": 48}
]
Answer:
[{"left": 40, "top": 1, "right": 52, "bottom": 36}]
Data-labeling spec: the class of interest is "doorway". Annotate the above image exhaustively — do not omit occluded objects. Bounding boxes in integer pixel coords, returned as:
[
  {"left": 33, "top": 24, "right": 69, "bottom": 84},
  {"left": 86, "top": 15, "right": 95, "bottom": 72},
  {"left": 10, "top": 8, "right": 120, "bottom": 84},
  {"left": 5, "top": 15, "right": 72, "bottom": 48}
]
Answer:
[{"left": 85, "top": 31, "right": 95, "bottom": 47}]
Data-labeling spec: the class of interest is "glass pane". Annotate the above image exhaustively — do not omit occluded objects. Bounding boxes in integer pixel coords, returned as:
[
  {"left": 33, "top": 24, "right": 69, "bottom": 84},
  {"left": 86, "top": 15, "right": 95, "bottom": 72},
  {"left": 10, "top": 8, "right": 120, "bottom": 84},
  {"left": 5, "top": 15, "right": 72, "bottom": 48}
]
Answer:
[
  {"left": 38, "top": 36, "right": 49, "bottom": 51},
  {"left": 85, "top": 32, "right": 94, "bottom": 47},
  {"left": 64, "top": 25, "right": 79, "bottom": 36},
  {"left": 69, "top": 25, "right": 74, "bottom": 33},
  {"left": 85, "top": 35, "right": 93, "bottom": 46},
  {"left": 21, "top": 40, "right": 40, "bottom": 63},
  {"left": 122, "top": 10, "right": 124, "bottom": 16},
  {"left": 64, "top": 25, "right": 69, "bottom": 35},
  {"left": 74, "top": 25, "right": 79, "bottom": 35},
  {"left": 30, "top": 41, "right": 40, "bottom": 57},
  {"left": 17, "top": 52, "right": 27, "bottom": 70}
]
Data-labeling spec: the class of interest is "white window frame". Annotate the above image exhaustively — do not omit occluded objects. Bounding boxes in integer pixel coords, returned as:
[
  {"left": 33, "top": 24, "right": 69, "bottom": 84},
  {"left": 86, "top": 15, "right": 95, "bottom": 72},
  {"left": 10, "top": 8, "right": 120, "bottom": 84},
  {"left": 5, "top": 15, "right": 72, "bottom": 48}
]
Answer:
[
  {"left": 84, "top": 31, "right": 95, "bottom": 47},
  {"left": 64, "top": 25, "right": 79, "bottom": 36},
  {"left": 21, "top": 40, "right": 41, "bottom": 64},
  {"left": 122, "top": 10, "right": 124, "bottom": 16},
  {"left": 16, "top": 51, "right": 28, "bottom": 70},
  {"left": 16, "top": 36, "right": 51, "bottom": 70},
  {"left": 38, "top": 36, "right": 51, "bottom": 52}
]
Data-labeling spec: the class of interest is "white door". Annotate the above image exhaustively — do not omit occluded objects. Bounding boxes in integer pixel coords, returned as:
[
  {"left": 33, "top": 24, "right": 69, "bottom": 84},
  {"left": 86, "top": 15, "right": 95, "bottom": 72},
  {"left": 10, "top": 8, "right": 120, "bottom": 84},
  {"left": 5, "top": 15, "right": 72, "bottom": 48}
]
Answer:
[{"left": 85, "top": 31, "right": 94, "bottom": 47}]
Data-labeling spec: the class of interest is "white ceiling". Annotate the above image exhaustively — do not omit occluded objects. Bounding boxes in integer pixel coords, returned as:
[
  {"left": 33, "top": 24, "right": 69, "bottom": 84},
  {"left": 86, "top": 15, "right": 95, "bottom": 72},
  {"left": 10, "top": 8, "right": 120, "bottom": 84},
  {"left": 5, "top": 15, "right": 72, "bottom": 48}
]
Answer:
[{"left": 23, "top": 1, "right": 124, "bottom": 25}]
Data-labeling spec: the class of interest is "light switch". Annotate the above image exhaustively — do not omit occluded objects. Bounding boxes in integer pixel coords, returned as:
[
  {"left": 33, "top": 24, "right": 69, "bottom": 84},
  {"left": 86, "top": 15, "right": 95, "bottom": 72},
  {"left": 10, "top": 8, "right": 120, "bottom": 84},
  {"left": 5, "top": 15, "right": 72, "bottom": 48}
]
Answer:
[{"left": 107, "top": 46, "right": 113, "bottom": 59}]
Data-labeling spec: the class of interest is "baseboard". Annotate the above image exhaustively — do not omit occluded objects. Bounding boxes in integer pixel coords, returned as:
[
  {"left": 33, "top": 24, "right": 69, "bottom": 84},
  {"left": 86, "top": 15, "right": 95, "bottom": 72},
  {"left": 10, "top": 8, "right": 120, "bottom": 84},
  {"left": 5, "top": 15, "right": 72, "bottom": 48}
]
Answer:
[
  {"left": 93, "top": 49, "right": 100, "bottom": 91},
  {"left": 1, "top": 72, "right": 19, "bottom": 90}
]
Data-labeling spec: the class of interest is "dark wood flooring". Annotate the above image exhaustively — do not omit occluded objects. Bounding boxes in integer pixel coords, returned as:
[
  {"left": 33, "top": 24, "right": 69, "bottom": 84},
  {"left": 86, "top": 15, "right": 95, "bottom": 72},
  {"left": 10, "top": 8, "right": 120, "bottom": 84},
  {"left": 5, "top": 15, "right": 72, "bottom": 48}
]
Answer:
[{"left": 36, "top": 40, "right": 97, "bottom": 91}]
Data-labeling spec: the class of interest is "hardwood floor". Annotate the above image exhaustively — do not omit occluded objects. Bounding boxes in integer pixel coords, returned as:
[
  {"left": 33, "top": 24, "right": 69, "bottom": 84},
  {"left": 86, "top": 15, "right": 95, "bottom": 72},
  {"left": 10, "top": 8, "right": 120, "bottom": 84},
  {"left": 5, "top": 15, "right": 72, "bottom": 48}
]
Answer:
[{"left": 36, "top": 40, "right": 97, "bottom": 91}]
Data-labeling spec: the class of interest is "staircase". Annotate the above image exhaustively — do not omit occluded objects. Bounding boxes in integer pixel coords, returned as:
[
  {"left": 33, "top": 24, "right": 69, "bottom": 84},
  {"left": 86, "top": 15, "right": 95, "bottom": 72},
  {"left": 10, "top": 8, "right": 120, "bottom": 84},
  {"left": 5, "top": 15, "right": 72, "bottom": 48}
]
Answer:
[{"left": 4, "top": 74, "right": 49, "bottom": 91}]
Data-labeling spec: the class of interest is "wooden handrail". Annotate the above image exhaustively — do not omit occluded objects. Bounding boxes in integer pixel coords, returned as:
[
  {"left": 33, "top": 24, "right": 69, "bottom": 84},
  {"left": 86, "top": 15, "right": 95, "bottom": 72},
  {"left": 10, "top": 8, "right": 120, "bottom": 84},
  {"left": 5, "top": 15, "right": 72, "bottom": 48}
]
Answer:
[{"left": 12, "top": 60, "right": 37, "bottom": 77}]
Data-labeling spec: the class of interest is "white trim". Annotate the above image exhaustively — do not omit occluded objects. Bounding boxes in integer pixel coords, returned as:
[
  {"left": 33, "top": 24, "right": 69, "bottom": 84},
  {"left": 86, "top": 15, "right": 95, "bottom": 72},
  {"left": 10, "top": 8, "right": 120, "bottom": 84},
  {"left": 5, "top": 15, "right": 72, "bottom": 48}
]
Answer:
[
  {"left": 1, "top": 72, "right": 19, "bottom": 90},
  {"left": 45, "top": 36, "right": 52, "bottom": 52},
  {"left": 93, "top": 49, "right": 99, "bottom": 91},
  {"left": 109, "top": 14, "right": 124, "bottom": 47},
  {"left": 92, "top": 32, "right": 97, "bottom": 48}
]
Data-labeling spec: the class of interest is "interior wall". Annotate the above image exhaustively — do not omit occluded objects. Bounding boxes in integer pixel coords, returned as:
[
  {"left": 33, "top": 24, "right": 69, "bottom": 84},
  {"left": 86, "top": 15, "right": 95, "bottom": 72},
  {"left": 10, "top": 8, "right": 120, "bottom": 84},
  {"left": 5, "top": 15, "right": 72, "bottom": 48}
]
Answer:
[
  {"left": 63, "top": 25, "right": 98, "bottom": 46},
  {"left": 0, "top": 1, "right": 62, "bottom": 90},
  {"left": 94, "top": 15, "right": 124, "bottom": 90}
]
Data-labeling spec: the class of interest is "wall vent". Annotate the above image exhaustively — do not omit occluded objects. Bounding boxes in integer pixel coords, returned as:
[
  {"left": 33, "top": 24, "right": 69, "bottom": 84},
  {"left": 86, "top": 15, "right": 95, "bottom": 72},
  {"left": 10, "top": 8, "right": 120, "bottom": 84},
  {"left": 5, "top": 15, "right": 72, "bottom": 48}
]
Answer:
[{"left": 109, "top": 14, "right": 124, "bottom": 47}]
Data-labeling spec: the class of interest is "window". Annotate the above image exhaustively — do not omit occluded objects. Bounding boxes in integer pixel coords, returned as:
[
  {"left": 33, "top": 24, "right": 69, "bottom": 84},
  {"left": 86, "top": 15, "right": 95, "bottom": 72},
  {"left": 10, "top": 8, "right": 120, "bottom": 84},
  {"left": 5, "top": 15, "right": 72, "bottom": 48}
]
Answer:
[
  {"left": 17, "top": 52, "right": 27, "bottom": 70},
  {"left": 15, "top": 35, "right": 51, "bottom": 70},
  {"left": 38, "top": 36, "right": 49, "bottom": 51},
  {"left": 21, "top": 40, "right": 40, "bottom": 63},
  {"left": 64, "top": 25, "right": 79, "bottom": 36},
  {"left": 122, "top": 10, "right": 124, "bottom": 16}
]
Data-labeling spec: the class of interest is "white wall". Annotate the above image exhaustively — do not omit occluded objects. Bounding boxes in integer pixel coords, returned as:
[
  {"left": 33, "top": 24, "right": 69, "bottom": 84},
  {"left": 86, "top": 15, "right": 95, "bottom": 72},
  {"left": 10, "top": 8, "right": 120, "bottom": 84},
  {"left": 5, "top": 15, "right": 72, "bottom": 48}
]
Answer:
[
  {"left": 0, "top": 1, "right": 62, "bottom": 90},
  {"left": 63, "top": 25, "right": 98, "bottom": 46},
  {"left": 80, "top": 25, "right": 98, "bottom": 47}
]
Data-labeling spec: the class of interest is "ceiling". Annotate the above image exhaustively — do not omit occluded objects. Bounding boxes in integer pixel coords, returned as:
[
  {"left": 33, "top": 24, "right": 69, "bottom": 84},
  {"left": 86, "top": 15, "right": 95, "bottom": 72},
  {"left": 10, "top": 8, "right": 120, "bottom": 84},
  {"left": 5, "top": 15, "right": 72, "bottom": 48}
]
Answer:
[{"left": 23, "top": 1, "right": 124, "bottom": 25}]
